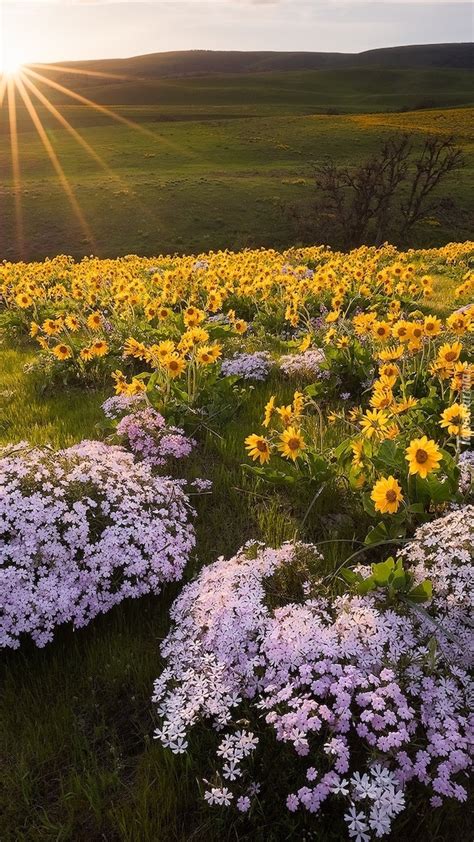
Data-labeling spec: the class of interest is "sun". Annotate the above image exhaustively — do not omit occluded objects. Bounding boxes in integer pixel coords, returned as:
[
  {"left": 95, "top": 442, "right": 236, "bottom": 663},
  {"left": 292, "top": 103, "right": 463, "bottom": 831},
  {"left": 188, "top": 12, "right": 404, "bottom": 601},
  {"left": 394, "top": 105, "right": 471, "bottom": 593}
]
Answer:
[{"left": 0, "top": 50, "right": 24, "bottom": 78}]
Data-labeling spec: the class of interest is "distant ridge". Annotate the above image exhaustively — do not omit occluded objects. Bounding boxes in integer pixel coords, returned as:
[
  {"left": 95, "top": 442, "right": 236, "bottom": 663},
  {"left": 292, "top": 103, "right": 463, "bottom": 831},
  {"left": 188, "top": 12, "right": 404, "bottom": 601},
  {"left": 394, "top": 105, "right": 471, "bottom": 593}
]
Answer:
[{"left": 39, "top": 43, "right": 473, "bottom": 78}]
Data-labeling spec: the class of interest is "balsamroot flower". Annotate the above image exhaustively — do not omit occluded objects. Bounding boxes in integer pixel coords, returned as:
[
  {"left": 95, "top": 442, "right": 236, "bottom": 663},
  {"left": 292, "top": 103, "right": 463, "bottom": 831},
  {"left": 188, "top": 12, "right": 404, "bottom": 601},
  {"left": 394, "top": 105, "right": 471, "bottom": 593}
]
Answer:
[
  {"left": 277, "top": 426, "right": 306, "bottom": 461},
  {"left": 405, "top": 436, "right": 442, "bottom": 478},
  {"left": 245, "top": 433, "right": 272, "bottom": 464},
  {"left": 370, "top": 475, "right": 403, "bottom": 514},
  {"left": 440, "top": 403, "right": 471, "bottom": 437},
  {"left": 52, "top": 343, "right": 72, "bottom": 360}
]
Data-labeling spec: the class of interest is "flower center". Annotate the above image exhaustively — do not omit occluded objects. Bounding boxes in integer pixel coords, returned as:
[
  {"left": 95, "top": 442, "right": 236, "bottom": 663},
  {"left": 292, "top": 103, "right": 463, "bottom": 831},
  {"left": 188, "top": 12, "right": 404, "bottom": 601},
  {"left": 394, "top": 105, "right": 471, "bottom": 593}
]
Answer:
[
  {"left": 256, "top": 440, "right": 268, "bottom": 452},
  {"left": 386, "top": 490, "right": 397, "bottom": 503},
  {"left": 416, "top": 449, "right": 428, "bottom": 464},
  {"left": 445, "top": 351, "right": 457, "bottom": 362},
  {"left": 287, "top": 437, "right": 300, "bottom": 451}
]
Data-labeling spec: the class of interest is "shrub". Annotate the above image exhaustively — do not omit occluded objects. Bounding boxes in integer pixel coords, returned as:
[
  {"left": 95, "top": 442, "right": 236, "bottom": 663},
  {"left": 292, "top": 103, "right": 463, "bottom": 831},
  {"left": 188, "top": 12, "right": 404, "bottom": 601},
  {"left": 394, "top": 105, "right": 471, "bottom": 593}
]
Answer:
[
  {"left": 221, "top": 351, "right": 273, "bottom": 381},
  {"left": 279, "top": 349, "right": 325, "bottom": 379},
  {"left": 153, "top": 508, "right": 473, "bottom": 838},
  {"left": 101, "top": 396, "right": 196, "bottom": 468},
  {"left": 0, "top": 440, "right": 196, "bottom": 648}
]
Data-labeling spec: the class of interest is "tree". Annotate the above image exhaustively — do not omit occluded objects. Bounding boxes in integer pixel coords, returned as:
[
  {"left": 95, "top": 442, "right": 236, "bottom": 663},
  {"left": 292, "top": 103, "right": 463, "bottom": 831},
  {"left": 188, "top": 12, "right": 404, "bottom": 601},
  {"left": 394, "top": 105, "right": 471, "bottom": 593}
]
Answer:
[{"left": 291, "top": 134, "right": 463, "bottom": 249}]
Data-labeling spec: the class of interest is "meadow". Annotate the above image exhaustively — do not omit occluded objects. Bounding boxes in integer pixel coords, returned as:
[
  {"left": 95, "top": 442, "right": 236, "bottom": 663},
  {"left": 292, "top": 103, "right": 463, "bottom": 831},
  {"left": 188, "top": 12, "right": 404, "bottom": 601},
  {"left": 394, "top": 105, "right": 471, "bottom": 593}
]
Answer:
[
  {"left": 1, "top": 66, "right": 473, "bottom": 262},
  {"left": 1, "top": 240, "right": 473, "bottom": 840}
]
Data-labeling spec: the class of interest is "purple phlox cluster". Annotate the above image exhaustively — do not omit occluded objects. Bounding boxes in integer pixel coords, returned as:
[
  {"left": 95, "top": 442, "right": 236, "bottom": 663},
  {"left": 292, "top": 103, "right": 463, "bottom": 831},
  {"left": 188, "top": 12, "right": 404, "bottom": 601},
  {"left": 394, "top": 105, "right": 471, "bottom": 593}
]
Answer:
[
  {"left": 397, "top": 505, "right": 474, "bottom": 666},
  {"left": 115, "top": 407, "right": 196, "bottom": 468},
  {"left": 153, "top": 513, "right": 473, "bottom": 838},
  {"left": 189, "top": 478, "right": 213, "bottom": 493},
  {"left": 0, "top": 440, "right": 196, "bottom": 648},
  {"left": 101, "top": 393, "right": 146, "bottom": 419},
  {"left": 279, "top": 349, "right": 325, "bottom": 379},
  {"left": 221, "top": 352, "right": 273, "bottom": 381}
]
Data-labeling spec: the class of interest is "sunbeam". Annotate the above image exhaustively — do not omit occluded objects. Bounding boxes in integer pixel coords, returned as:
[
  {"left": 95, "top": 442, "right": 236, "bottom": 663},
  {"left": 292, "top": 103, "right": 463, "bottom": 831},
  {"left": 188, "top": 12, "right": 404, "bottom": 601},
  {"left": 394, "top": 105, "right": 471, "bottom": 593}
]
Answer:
[
  {"left": 24, "top": 66, "right": 161, "bottom": 142},
  {"left": 29, "top": 62, "right": 131, "bottom": 82},
  {"left": 20, "top": 72, "right": 157, "bottom": 221},
  {"left": 6, "top": 77, "right": 25, "bottom": 258},
  {"left": 0, "top": 76, "right": 8, "bottom": 110},
  {"left": 0, "top": 53, "right": 193, "bottom": 257},
  {"left": 21, "top": 72, "right": 126, "bottom": 186},
  {"left": 24, "top": 66, "right": 194, "bottom": 158},
  {"left": 15, "top": 74, "right": 95, "bottom": 249}
]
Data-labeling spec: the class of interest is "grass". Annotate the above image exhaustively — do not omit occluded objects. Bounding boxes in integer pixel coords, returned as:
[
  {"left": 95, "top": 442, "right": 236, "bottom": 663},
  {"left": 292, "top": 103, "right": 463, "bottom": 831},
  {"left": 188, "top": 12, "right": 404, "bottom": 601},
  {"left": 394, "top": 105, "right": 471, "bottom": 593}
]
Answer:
[
  {"left": 0, "top": 98, "right": 473, "bottom": 262},
  {"left": 43, "top": 67, "right": 474, "bottom": 114}
]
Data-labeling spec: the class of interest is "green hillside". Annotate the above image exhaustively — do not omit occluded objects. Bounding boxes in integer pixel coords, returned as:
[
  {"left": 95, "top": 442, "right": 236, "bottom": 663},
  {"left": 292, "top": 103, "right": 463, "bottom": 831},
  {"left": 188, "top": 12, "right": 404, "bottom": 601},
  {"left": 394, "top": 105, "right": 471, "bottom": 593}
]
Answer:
[
  {"left": 1, "top": 44, "right": 472, "bottom": 262},
  {"left": 43, "top": 68, "right": 474, "bottom": 114},
  {"left": 0, "top": 106, "right": 472, "bottom": 261},
  {"left": 36, "top": 42, "right": 474, "bottom": 81}
]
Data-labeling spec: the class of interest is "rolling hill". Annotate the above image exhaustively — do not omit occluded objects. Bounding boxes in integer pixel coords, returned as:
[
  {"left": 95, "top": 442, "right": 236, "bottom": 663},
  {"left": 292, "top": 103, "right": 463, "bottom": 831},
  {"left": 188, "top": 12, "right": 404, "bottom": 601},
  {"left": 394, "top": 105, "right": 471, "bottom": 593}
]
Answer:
[
  {"left": 23, "top": 44, "right": 473, "bottom": 116},
  {"left": 35, "top": 43, "right": 474, "bottom": 81}
]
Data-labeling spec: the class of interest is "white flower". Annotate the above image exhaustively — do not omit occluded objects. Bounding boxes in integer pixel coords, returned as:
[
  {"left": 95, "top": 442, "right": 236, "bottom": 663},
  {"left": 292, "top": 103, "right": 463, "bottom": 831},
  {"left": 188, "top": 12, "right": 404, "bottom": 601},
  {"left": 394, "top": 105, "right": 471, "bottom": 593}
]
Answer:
[
  {"left": 369, "top": 806, "right": 392, "bottom": 837},
  {"left": 344, "top": 806, "right": 370, "bottom": 835},
  {"left": 331, "top": 778, "right": 350, "bottom": 796},
  {"left": 214, "top": 787, "right": 233, "bottom": 806}
]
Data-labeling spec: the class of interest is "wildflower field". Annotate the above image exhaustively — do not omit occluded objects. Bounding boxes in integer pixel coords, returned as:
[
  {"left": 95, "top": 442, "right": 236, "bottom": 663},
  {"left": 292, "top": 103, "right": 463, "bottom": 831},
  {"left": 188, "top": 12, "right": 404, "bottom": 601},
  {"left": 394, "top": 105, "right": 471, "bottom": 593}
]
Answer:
[{"left": 0, "top": 240, "right": 473, "bottom": 841}]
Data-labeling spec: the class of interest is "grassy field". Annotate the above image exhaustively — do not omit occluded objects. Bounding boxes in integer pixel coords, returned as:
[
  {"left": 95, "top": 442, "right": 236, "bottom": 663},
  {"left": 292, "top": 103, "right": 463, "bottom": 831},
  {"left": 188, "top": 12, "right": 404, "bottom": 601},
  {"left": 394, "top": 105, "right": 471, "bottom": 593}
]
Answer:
[
  {"left": 45, "top": 67, "right": 474, "bottom": 112},
  {"left": 1, "top": 100, "right": 473, "bottom": 261}
]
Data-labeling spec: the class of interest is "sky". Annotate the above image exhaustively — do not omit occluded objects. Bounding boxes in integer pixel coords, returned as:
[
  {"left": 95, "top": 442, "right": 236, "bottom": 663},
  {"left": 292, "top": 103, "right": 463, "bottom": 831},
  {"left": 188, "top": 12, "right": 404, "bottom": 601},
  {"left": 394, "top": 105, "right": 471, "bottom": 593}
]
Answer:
[{"left": 0, "top": 0, "right": 472, "bottom": 66}]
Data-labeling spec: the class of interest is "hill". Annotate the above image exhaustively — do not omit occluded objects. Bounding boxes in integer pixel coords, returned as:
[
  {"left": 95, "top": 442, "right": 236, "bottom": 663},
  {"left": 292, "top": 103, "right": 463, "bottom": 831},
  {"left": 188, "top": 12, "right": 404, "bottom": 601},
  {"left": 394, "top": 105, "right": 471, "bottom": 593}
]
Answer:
[
  {"left": 23, "top": 44, "right": 473, "bottom": 114},
  {"left": 36, "top": 43, "right": 474, "bottom": 82}
]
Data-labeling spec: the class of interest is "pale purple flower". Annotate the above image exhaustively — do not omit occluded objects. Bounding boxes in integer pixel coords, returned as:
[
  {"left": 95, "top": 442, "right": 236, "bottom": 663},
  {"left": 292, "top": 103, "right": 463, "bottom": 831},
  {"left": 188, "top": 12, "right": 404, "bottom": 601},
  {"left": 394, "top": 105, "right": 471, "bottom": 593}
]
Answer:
[
  {"left": 221, "top": 352, "right": 272, "bottom": 381},
  {"left": 0, "top": 440, "right": 196, "bottom": 648}
]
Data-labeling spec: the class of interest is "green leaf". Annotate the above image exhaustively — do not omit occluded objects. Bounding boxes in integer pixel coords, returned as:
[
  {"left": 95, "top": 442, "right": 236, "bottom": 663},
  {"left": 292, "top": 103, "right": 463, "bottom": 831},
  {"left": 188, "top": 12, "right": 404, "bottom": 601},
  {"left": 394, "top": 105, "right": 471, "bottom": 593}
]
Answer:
[
  {"left": 362, "top": 493, "right": 377, "bottom": 517},
  {"left": 408, "top": 579, "right": 433, "bottom": 603},
  {"left": 406, "top": 502, "right": 426, "bottom": 514},
  {"left": 333, "top": 438, "right": 353, "bottom": 460},
  {"left": 364, "top": 520, "right": 389, "bottom": 546},
  {"left": 424, "top": 474, "right": 452, "bottom": 504},
  {"left": 371, "top": 557, "right": 395, "bottom": 586},
  {"left": 340, "top": 567, "right": 361, "bottom": 585},
  {"left": 207, "top": 325, "right": 231, "bottom": 339},
  {"left": 372, "top": 439, "right": 405, "bottom": 472},
  {"left": 391, "top": 558, "right": 407, "bottom": 590},
  {"left": 356, "top": 576, "right": 376, "bottom": 595}
]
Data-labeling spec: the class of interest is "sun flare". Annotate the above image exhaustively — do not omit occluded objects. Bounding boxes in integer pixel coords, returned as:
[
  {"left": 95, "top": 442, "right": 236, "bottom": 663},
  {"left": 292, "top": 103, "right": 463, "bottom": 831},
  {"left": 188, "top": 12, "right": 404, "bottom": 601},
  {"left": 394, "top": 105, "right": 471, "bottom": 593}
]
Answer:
[
  {"left": 0, "top": 48, "right": 159, "bottom": 258},
  {"left": 0, "top": 53, "right": 24, "bottom": 78}
]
